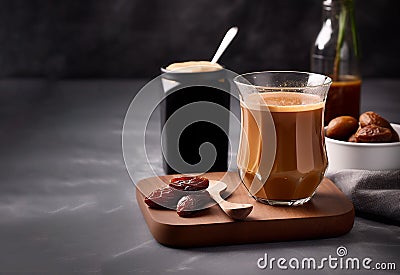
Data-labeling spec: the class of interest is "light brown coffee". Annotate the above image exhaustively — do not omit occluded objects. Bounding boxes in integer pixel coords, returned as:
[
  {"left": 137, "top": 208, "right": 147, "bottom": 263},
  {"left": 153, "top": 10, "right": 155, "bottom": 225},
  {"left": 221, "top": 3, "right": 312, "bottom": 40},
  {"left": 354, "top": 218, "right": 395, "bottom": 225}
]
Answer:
[{"left": 238, "top": 92, "right": 327, "bottom": 201}]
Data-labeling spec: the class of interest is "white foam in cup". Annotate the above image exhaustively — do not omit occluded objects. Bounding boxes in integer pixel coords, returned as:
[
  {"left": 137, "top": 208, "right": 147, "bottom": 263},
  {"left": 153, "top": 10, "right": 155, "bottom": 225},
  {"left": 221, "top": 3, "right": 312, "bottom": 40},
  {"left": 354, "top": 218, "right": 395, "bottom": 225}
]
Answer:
[{"left": 165, "top": 61, "right": 223, "bottom": 73}]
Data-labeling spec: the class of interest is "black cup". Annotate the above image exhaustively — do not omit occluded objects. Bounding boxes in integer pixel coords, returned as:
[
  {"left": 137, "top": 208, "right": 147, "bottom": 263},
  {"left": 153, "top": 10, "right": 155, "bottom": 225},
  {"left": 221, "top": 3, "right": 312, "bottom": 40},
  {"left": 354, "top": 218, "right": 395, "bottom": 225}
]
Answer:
[{"left": 160, "top": 66, "right": 230, "bottom": 174}]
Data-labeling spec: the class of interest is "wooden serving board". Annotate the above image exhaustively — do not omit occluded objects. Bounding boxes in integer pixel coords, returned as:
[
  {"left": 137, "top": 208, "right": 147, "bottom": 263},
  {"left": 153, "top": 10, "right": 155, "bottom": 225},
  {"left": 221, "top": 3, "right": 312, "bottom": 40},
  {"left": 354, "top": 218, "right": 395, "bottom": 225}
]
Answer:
[{"left": 136, "top": 172, "right": 354, "bottom": 248}]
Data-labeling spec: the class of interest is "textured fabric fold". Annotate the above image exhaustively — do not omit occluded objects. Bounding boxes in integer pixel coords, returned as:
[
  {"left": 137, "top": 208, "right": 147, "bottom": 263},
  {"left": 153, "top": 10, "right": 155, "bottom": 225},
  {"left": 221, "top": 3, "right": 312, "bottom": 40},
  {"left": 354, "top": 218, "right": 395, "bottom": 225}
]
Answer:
[{"left": 326, "top": 169, "right": 400, "bottom": 223}]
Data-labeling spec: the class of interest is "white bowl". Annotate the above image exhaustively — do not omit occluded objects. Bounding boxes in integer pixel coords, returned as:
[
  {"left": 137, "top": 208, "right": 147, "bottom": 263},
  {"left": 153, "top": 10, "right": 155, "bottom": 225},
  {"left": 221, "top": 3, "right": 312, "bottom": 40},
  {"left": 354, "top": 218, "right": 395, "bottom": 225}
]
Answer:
[{"left": 325, "top": 123, "right": 400, "bottom": 171}]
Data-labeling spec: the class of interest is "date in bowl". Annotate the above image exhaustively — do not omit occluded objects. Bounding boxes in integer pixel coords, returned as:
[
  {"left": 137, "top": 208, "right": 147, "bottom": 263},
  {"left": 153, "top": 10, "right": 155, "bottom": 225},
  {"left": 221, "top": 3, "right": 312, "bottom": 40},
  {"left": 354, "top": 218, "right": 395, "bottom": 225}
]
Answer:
[{"left": 325, "top": 123, "right": 400, "bottom": 171}]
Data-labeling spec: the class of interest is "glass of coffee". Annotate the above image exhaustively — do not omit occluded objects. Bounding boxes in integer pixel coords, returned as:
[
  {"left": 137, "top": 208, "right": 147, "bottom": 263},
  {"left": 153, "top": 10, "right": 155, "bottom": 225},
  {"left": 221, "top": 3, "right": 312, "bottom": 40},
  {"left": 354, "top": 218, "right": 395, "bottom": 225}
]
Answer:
[
  {"left": 160, "top": 61, "right": 231, "bottom": 174},
  {"left": 234, "top": 71, "right": 332, "bottom": 206}
]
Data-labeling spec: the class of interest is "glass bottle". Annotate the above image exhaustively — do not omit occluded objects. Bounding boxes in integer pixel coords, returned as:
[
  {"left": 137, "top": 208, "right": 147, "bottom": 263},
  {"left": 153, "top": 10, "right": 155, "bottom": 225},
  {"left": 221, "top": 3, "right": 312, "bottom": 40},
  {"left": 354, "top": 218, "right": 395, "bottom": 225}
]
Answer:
[{"left": 311, "top": 0, "right": 361, "bottom": 124}]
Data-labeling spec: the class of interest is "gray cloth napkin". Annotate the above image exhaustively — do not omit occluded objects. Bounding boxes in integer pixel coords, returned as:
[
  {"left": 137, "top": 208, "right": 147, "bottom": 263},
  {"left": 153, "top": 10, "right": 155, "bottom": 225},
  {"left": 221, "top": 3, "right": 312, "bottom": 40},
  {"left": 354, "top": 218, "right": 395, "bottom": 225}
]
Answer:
[{"left": 326, "top": 169, "right": 400, "bottom": 224}]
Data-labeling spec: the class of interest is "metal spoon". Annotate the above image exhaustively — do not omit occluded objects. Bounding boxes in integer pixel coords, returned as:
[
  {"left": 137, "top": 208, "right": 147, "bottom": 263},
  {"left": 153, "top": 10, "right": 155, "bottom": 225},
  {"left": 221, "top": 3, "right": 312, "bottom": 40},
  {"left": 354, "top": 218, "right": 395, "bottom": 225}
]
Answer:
[
  {"left": 211, "top": 27, "right": 238, "bottom": 64},
  {"left": 207, "top": 180, "right": 253, "bottom": 220}
]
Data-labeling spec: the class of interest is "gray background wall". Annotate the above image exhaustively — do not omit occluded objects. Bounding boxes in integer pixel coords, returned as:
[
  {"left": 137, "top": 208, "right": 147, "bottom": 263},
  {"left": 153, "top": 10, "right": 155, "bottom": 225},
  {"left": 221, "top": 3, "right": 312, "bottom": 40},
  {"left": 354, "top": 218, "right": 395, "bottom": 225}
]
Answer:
[{"left": 0, "top": 0, "right": 398, "bottom": 79}]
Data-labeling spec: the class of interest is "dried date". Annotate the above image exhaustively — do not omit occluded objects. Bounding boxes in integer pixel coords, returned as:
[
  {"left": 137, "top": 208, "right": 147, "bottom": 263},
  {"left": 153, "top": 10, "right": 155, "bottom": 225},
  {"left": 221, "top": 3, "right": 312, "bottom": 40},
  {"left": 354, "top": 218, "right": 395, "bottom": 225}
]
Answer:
[
  {"left": 348, "top": 134, "right": 358, "bottom": 142},
  {"left": 169, "top": 176, "right": 209, "bottom": 191},
  {"left": 144, "top": 186, "right": 183, "bottom": 209},
  {"left": 176, "top": 191, "right": 212, "bottom": 217},
  {"left": 326, "top": 116, "right": 359, "bottom": 141},
  {"left": 359, "top": 111, "right": 391, "bottom": 128},
  {"left": 355, "top": 125, "right": 392, "bottom": 143},
  {"left": 359, "top": 111, "right": 399, "bottom": 142}
]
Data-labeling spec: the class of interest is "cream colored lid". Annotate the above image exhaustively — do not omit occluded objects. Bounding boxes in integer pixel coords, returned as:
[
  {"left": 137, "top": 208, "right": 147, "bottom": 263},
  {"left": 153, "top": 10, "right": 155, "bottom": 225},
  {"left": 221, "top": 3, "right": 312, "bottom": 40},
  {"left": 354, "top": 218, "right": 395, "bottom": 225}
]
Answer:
[{"left": 165, "top": 61, "right": 223, "bottom": 72}]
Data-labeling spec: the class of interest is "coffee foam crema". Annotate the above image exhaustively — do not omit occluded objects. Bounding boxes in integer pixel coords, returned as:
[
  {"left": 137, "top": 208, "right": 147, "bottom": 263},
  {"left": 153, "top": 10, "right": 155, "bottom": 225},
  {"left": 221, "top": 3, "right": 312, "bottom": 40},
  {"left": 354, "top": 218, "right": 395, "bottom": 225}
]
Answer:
[
  {"left": 165, "top": 61, "right": 223, "bottom": 73},
  {"left": 242, "top": 92, "right": 324, "bottom": 112}
]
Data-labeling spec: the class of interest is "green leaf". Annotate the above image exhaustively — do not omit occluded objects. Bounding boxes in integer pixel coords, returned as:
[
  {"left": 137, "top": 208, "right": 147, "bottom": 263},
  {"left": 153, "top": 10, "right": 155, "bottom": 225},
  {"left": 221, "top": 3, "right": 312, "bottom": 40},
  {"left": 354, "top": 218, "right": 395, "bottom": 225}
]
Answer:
[{"left": 333, "top": 0, "right": 358, "bottom": 79}]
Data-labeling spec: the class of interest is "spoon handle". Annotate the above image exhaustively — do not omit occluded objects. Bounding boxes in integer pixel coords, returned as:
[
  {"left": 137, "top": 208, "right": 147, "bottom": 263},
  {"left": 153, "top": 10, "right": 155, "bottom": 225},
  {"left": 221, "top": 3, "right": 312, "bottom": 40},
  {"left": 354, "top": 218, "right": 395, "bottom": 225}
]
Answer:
[
  {"left": 208, "top": 187, "right": 253, "bottom": 220},
  {"left": 211, "top": 27, "right": 238, "bottom": 64}
]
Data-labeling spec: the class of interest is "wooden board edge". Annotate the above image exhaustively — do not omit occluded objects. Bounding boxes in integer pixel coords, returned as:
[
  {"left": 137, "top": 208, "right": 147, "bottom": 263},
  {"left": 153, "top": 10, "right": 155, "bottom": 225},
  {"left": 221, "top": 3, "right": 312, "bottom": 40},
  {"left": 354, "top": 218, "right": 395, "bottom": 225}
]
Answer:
[{"left": 135, "top": 185, "right": 355, "bottom": 248}]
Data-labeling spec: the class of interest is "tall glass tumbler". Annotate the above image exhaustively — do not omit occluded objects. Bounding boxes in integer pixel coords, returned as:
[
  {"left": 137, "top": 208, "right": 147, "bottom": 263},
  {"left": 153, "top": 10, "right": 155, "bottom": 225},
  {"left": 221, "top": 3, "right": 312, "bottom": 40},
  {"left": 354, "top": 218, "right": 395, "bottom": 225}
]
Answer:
[{"left": 234, "top": 71, "right": 332, "bottom": 206}]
